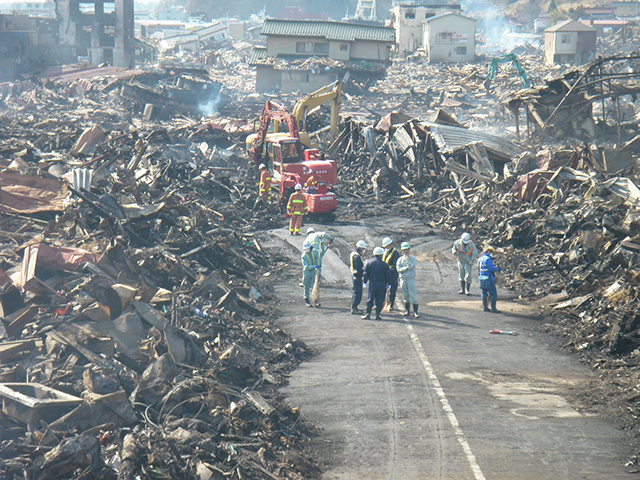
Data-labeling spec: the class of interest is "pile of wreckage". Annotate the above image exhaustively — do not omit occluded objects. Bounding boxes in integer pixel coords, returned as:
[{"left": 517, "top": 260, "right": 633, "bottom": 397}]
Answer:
[{"left": 0, "top": 72, "right": 319, "bottom": 480}]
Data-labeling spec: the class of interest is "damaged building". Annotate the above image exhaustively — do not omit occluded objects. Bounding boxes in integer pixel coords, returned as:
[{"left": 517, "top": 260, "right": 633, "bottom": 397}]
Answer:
[
  {"left": 0, "top": 13, "right": 58, "bottom": 81},
  {"left": 249, "top": 19, "right": 395, "bottom": 93},
  {"left": 56, "top": 0, "right": 134, "bottom": 67},
  {"left": 544, "top": 20, "right": 597, "bottom": 66},
  {"left": 391, "top": 0, "right": 461, "bottom": 55},
  {"left": 422, "top": 12, "right": 475, "bottom": 63}
]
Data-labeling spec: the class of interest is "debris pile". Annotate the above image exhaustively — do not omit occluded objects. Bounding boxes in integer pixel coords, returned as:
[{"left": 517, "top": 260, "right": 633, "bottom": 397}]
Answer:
[{"left": 0, "top": 71, "right": 319, "bottom": 480}]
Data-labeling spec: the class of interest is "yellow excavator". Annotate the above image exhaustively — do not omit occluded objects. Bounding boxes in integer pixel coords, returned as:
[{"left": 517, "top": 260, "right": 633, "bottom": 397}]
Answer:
[{"left": 245, "top": 81, "right": 341, "bottom": 152}]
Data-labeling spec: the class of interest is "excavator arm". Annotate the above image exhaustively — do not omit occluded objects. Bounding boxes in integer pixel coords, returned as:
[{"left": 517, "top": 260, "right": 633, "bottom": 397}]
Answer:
[
  {"left": 292, "top": 81, "right": 341, "bottom": 142},
  {"left": 484, "top": 54, "right": 530, "bottom": 90},
  {"left": 248, "top": 100, "right": 301, "bottom": 165}
]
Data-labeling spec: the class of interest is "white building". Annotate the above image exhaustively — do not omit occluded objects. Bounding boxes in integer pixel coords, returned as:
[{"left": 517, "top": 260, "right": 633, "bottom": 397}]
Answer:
[
  {"left": 392, "top": 2, "right": 461, "bottom": 55},
  {"left": 422, "top": 12, "right": 475, "bottom": 63},
  {"left": 0, "top": 0, "right": 55, "bottom": 17}
]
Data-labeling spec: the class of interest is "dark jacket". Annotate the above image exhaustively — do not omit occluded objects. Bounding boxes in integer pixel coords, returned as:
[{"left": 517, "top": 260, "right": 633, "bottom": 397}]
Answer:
[
  {"left": 350, "top": 251, "right": 364, "bottom": 279},
  {"left": 364, "top": 257, "right": 391, "bottom": 285}
]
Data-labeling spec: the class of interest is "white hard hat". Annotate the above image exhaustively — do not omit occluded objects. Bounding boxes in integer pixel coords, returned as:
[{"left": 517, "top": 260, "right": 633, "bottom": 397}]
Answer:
[
  {"left": 307, "top": 227, "right": 315, "bottom": 234},
  {"left": 382, "top": 237, "right": 393, "bottom": 247},
  {"left": 259, "top": 163, "right": 266, "bottom": 169},
  {"left": 356, "top": 240, "right": 367, "bottom": 249},
  {"left": 461, "top": 232, "right": 471, "bottom": 244},
  {"left": 373, "top": 246, "right": 384, "bottom": 255},
  {"left": 303, "top": 240, "right": 312, "bottom": 250},
  {"left": 295, "top": 183, "right": 302, "bottom": 190}
]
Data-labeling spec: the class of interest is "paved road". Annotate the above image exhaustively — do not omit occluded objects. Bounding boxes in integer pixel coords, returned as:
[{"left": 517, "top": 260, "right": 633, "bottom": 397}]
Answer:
[{"left": 262, "top": 217, "right": 631, "bottom": 480}]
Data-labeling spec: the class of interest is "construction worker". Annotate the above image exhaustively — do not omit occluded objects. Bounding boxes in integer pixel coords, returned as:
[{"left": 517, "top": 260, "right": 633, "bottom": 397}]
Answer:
[
  {"left": 309, "top": 231, "right": 333, "bottom": 260},
  {"left": 258, "top": 163, "right": 271, "bottom": 202},
  {"left": 301, "top": 240, "right": 321, "bottom": 307},
  {"left": 350, "top": 240, "right": 367, "bottom": 314},
  {"left": 478, "top": 246, "right": 501, "bottom": 313},
  {"left": 304, "top": 227, "right": 315, "bottom": 244},
  {"left": 362, "top": 246, "right": 391, "bottom": 320},
  {"left": 286, "top": 184, "right": 308, "bottom": 236},
  {"left": 381, "top": 237, "right": 399, "bottom": 311},
  {"left": 304, "top": 174, "right": 318, "bottom": 191},
  {"left": 396, "top": 242, "right": 419, "bottom": 318},
  {"left": 452, "top": 232, "right": 478, "bottom": 295}
]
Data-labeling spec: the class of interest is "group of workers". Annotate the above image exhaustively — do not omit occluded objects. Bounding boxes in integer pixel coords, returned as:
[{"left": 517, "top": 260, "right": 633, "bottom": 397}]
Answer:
[
  {"left": 300, "top": 229, "right": 501, "bottom": 317},
  {"left": 451, "top": 232, "right": 501, "bottom": 313}
]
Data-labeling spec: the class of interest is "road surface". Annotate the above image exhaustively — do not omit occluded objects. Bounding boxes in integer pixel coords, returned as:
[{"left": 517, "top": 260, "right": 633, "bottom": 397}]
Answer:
[{"left": 261, "top": 216, "right": 631, "bottom": 480}]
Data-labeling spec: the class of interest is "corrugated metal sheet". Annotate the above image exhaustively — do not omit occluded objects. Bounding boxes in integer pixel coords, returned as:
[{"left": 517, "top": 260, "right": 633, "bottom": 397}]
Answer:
[
  {"left": 261, "top": 19, "right": 395, "bottom": 43},
  {"left": 423, "top": 122, "right": 522, "bottom": 161}
]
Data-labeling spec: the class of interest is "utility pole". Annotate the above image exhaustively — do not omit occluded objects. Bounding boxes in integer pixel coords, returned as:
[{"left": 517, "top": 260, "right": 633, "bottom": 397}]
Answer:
[{"left": 355, "top": 0, "right": 376, "bottom": 20}]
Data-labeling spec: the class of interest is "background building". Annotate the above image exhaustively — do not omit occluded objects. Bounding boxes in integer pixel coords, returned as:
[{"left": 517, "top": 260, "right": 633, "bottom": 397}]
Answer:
[
  {"left": 391, "top": 1, "right": 461, "bottom": 55},
  {"left": 250, "top": 19, "right": 394, "bottom": 93},
  {"left": 544, "top": 20, "right": 597, "bottom": 66},
  {"left": 422, "top": 12, "right": 475, "bottom": 63}
]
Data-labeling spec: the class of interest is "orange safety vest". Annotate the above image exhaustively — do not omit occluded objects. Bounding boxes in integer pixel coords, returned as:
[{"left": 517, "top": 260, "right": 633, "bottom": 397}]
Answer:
[
  {"left": 287, "top": 191, "right": 308, "bottom": 215},
  {"left": 259, "top": 169, "right": 271, "bottom": 193},
  {"left": 458, "top": 241, "right": 473, "bottom": 256}
]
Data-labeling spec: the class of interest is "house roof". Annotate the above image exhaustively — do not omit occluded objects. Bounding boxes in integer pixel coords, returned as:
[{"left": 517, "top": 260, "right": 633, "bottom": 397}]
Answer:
[
  {"left": 423, "top": 11, "right": 476, "bottom": 23},
  {"left": 260, "top": 19, "right": 395, "bottom": 43},
  {"left": 545, "top": 19, "right": 596, "bottom": 32}
]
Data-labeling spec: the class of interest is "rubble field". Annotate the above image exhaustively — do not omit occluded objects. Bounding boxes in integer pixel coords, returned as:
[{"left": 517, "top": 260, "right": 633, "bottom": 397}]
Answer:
[{"left": 3, "top": 31, "right": 640, "bottom": 476}]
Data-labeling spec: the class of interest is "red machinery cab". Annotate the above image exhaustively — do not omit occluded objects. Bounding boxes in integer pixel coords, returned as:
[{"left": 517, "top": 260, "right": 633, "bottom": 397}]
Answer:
[{"left": 264, "top": 137, "right": 337, "bottom": 215}]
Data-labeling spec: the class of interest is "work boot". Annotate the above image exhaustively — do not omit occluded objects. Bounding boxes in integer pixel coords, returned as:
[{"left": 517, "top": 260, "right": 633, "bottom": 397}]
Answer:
[
  {"left": 375, "top": 308, "right": 382, "bottom": 320},
  {"left": 403, "top": 302, "right": 410, "bottom": 317},
  {"left": 315, "top": 302, "right": 321, "bottom": 308},
  {"left": 466, "top": 282, "right": 471, "bottom": 296},
  {"left": 458, "top": 281, "right": 466, "bottom": 294},
  {"left": 482, "top": 296, "right": 490, "bottom": 312},
  {"left": 490, "top": 297, "right": 500, "bottom": 313},
  {"left": 304, "top": 298, "right": 312, "bottom": 307},
  {"left": 351, "top": 306, "right": 362, "bottom": 315},
  {"left": 413, "top": 304, "right": 419, "bottom": 318},
  {"left": 361, "top": 311, "right": 371, "bottom": 320}
]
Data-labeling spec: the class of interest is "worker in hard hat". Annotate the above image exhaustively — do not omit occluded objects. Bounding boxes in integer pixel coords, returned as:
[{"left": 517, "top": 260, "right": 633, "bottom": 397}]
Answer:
[
  {"left": 362, "top": 246, "right": 391, "bottom": 320},
  {"left": 301, "top": 240, "right": 321, "bottom": 307},
  {"left": 452, "top": 232, "right": 478, "bottom": 295},
  {"left": 308, "top": 231, "right": 334, "bottom": 261},
  {"left": 381, "top": 237, "right": 400, "bottom": 310},
  {"left": 304, "top": 227, "right": 315, "bottom": 241},
  {"left": 478, "top": 246, "right": 500, "bottom": 313},
  {"left": 396, "top": 242, "right": 419, "bottom": 318},
  {"left": 350, "top": 240, "right": 367, "bottom": 314},
  {"left": 286, "top": 184, "right": 308, "bottom": 236},
  {"left": 258, "top": 163, "right": 271, "bottom": 203}
]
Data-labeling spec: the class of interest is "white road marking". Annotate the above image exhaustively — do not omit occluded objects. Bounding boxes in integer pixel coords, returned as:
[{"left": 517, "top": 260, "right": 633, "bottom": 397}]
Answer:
[{"left": 405, "top": 321, "right": 487, "bottom": 480}]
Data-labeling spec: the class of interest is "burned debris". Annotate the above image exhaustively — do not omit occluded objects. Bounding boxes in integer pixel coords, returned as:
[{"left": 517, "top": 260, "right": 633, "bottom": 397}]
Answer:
[{"left": 0, "top": 67, "right": 321, "bottom": 479}]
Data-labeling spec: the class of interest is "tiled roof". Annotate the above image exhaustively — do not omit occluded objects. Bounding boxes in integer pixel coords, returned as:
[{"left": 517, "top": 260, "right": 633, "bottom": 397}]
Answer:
[
  {"left": 248, "top": 46, "right": 268, "bottom": 65},
  {"left": 260, "top": 19, "right": 395, "bottom": 43}
]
